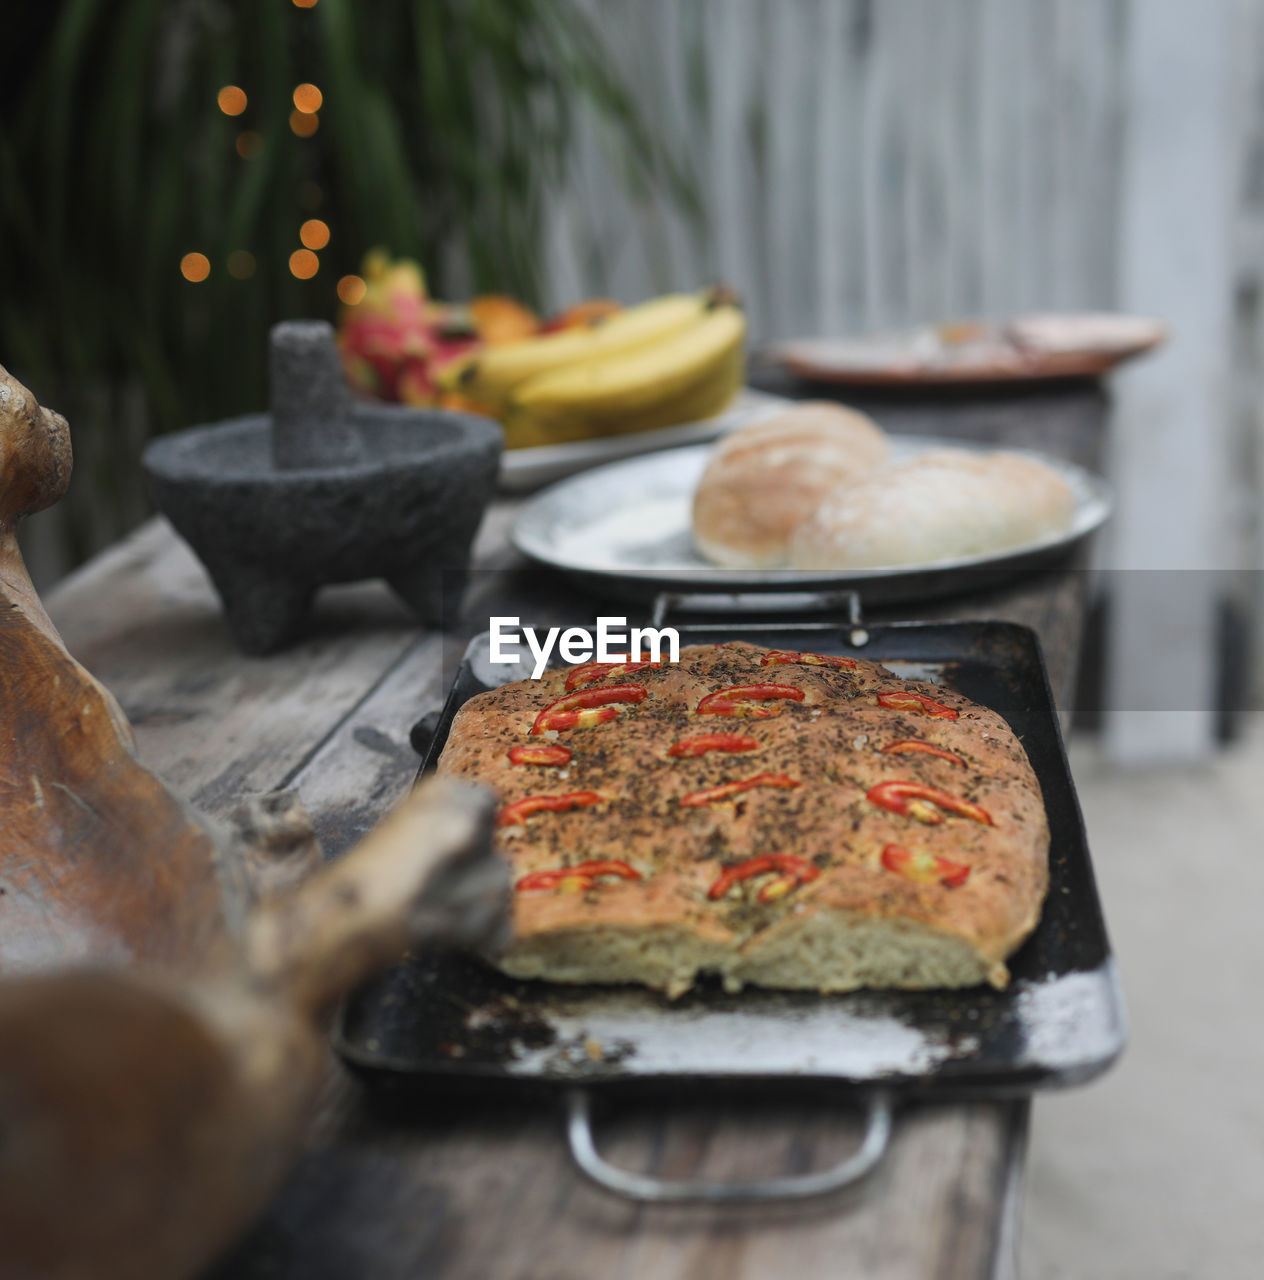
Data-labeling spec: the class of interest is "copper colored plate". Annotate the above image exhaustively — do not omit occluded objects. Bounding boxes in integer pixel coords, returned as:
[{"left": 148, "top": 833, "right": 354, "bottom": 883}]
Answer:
[{"left": 765, "top": 313, "right": 1166, "bottom": 387}]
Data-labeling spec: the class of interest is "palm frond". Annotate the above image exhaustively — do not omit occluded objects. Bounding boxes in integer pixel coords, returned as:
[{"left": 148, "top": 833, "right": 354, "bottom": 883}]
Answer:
[{"left": 1, "top": 0, "right": 695, "bottom": 567}]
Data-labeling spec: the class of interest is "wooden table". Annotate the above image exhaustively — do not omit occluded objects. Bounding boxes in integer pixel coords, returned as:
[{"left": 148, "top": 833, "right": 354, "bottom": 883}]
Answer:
[{"left": 45, "top": 389, "right": 1104, "bottom": 1280}]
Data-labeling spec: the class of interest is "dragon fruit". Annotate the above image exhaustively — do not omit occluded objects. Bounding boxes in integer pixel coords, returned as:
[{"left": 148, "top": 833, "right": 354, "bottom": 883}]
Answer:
[{"left": 337, "top": 250, "right": 434, "bottom": 402}]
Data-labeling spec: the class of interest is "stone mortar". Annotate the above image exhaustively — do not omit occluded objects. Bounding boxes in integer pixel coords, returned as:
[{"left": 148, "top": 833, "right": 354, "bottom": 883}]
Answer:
[{"left": 142, "top": 322, "right": 503, "bottom": 654}]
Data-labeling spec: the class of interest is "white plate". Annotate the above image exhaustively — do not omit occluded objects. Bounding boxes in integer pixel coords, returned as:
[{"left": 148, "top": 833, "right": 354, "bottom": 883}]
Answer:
[
  {"left": 497, "top": 388, "right": 788, "bottom": 492},
  {"left": 512, "top": 437, "right": 1113, "bottom": 603}
]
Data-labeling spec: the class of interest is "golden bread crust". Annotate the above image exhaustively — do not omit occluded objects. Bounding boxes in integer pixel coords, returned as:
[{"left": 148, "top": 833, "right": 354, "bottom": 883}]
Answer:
[
  {"left": 789, "top": 448, "right": 1076, "bottom": 569},
  {"left": 436, "top": 642, "right": 1049, "bottom": 996},
  {"left": 691, "top": 402, "right": 889, "bottom": 568}
]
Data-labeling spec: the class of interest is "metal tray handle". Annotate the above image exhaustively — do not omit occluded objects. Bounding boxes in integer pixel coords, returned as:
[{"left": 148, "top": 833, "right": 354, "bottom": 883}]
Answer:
[
  {"left": 650, "top": 589, "right": 864, "bottom": 629},
  {"left": 564, "top": 1087, "right": 893, "bottom": 1204}
]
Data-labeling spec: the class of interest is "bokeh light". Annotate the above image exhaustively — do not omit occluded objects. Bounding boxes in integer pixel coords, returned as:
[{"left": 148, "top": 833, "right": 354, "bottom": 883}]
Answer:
[
  {"left": 293, "top": 0, "right": 318, "bottom": 8},
  {"left": 290, "top": 110, "right": 319, "bottom": 138},
  {"left": 299, "top": 181, "right": 324, "bottom": 209},
  {"left": 217, "top": 85, "right": 247, "bottom": 116},
  {"left": 289, "top": 249, "right": 320, "bottom": 279},
  {"left": 227, "top": 250, "right": 256, "bottom": 279},
  {"left": 337, "top": 274, "right": 367, "bottom": 305},
  {"left": 299, "top": 219, "right": 330, "bottom": 250},
  {"left": 292, "top": 83, "right": 324, "bottom": 114},
  {"left": 180, "top": 253, "right": 211, "bottom": 282},
  {"left": 236, "top": 131, "right": 262, "bottom": 159}
]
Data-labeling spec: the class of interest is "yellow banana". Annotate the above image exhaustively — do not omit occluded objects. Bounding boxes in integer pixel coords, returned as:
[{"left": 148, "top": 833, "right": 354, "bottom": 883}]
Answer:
[
  {"left": 502, "top": 302, "right": 745, "bottom": 448},
  {"left": 502, "top": 357, "right": 741, "bottom": 448},
  {"left": 442, "top": 291, "right": 714, "bottom": 410}
]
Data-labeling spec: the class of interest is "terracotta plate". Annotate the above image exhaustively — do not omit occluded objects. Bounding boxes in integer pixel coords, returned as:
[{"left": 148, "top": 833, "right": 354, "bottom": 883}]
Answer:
[{"left": 765, "top": 312, "right": 1166, "bottom": 387}]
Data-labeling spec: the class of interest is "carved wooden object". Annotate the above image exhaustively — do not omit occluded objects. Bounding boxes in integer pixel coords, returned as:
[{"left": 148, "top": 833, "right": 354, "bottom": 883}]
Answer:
[{"left": 0, "top": 366, "right": 508, "bottom": 1280}]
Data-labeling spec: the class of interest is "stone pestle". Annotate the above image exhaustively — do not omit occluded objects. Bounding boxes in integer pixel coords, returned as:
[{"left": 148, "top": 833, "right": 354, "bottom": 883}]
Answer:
[{"left": 269, "top": 320, "right": 364, "bottom": 470}]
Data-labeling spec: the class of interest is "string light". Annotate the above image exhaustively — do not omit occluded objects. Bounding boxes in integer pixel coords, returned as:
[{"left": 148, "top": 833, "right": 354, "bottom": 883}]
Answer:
[
  {"left": 217, "top": 85, "right": 247, "bottom": 116},
  {"left": 292, "top": 83, "right": 323, "bottom": 114},
  {"left": 299, "top": 219, "right": 330, "bottom": 250},
  {"left": 289, "top": 249, "right": 319, "bottom": 279},
  {"left": 227, "top": 250, "right": 256, "bottom": 280},
  {"left": 337, "top": 275, "right": 367, "bottom": 305},
  {"left": 290, "top": 110, "right": 319, "bottom": 137},
  {"left": 180, "top": 253, "right": 211, "bottom": 282},
  {"left": 236, "top": 131, "right": 262, "bottom": 159}
]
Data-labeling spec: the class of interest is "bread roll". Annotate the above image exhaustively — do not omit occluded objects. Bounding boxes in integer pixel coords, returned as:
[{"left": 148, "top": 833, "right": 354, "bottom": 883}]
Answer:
[
  {"left": 789, "top": 449, "right": 1075, "bottom": 569},
  {"left": 692, "top": 401, "right": 889, "bottom": 568}
]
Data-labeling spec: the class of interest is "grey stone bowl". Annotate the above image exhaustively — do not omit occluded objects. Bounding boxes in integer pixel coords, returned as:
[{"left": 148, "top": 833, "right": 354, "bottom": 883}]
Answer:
[{"left": 142, "top": 323, "right": 502, "bottom": 654}]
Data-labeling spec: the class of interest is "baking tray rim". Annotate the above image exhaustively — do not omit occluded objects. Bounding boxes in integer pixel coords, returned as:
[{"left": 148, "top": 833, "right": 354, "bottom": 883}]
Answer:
[{"left": 336, "top": 616, "right": 1126, "bottom": 1096}]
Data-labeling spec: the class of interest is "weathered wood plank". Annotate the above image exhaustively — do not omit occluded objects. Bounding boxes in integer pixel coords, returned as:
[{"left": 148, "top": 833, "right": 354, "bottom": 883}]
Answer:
[
  {"left": 210, "top": 1094, "right": 1021, "bottom": 1280},
  {"left": 1105, "top": 0, "right": 1236, "bottom": 763},
  {"left": 47, "top": 522, "right": 427, "bottom": 818},
  {"left": 44, "top": 512, "right": 1038, "bottom": 1280},
  {"left": 283, "top": 634, "right": 446, "bottom": 859},
  {"left": 44, "top": 492, "right": 1097, "bottom": 1280}
]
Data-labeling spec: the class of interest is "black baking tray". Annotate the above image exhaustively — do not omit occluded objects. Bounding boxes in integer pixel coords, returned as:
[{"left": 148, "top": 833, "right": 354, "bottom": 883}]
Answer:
[{"left": 336, "top": 611, "right": 1125, "bottom": 1099}]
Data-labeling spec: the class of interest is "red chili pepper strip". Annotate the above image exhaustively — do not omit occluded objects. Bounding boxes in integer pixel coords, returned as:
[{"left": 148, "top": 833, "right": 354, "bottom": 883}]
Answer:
[
  {"left": 679, "top": 773, "right": 801, "bottom": 808},
  {"left": 761, "top": 650, "right": 858, "bottom": 669},
  {"left": 696, "top": 683, "right": 806, "bottom": 718},
  {"left": 565, "top": 659, "right": 661, "bottom": 691},
  {"left": 667, "top": 732, "right": 760, "bottom": 759},
  {"left": 707, "top": 853, "right": 820, "bottom": 902},
  {"left": 879, "top": 739, "right": 967, "bottom": 768},
  {"left": 876, "top": 690, "right": 959, "bottom": 719},
  {"left": 565, "top": 663, "right": 609, "bottom": 691},
  {"left": 867, "top": 780, "right": 993, "bottom": 826},
  {"left": 515, "top": 859, "right": 642, "bottom": 893},
  {"left": 495, "top": 790, "right": 605, "bottom": 828},
  {"left": 880, "top": 844, "right": 971, "bottom": 888},
  {"left": 508, "top": 744, "right": 573, "bottom": 767},
  {"left": 531, "top": 683, "right": 647, "bottom": 734}
]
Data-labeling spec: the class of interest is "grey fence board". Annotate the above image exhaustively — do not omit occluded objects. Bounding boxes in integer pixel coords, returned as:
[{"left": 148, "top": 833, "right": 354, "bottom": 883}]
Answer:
[{"left": 548, "top": 0, "right": 1132, "bottom": 338}]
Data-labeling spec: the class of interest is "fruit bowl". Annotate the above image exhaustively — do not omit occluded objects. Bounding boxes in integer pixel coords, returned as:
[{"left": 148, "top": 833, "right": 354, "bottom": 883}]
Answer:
[{"left": 334, "top": 257, "right": 749, "bottom": 458}]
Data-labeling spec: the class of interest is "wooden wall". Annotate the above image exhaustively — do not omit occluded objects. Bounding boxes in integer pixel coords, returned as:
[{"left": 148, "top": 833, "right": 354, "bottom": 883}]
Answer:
[
  {"left": 543, "top": 0, "right": 1128, "bottom": 341},
  {"left": 542, "top": 0, "right": 1264, "bottom": 756}
]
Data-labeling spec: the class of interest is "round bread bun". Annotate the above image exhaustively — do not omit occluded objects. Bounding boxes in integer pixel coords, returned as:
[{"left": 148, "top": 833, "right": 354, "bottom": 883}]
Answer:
[
  {"left": 692, "top": 401, "right": 889, "bottom": 568},
  {"left": 788, "top": 448, "right": 1076, "bottom": 570}
]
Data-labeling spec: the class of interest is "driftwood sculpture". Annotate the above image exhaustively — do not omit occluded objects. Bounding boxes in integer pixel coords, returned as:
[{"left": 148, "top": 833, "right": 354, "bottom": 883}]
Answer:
[{"left": 0, "top": 366, "right": 509, "bottom": 1280}]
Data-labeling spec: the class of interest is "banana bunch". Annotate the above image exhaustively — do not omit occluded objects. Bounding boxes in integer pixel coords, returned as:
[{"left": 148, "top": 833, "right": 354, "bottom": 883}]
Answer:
[{"left": 442, "top": 288, "right": 745, "bottom": 449}]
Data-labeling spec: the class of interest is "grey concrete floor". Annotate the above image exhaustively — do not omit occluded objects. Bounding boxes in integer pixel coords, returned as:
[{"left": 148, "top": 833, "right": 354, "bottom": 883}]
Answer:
[{"left": 1020, "top": 714, "right": 1264, "bottom": 1279}]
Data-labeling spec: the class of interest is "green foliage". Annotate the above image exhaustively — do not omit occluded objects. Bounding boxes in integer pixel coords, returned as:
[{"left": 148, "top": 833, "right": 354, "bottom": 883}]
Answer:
[{"left": 0, "top": 0, "right": 692, "bottom": 449}]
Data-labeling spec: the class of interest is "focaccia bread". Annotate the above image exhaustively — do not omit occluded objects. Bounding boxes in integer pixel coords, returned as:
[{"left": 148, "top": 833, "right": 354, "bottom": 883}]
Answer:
[{"left": 436, "top": 642, "right": 1049, "bottom": 997}]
